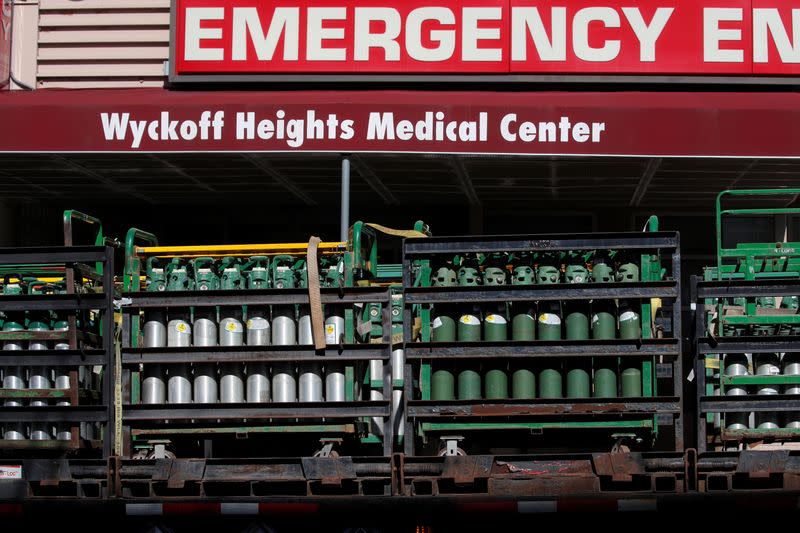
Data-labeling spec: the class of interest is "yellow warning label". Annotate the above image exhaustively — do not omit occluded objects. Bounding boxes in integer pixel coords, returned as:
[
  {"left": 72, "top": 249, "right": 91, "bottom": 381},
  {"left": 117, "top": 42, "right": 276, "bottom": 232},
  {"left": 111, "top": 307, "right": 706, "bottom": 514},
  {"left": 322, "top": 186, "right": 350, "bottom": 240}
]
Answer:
[
  {"left": 176, "top": 323, "right": 187, "bottom": 333},
  {"left": 326, "top": 325, "right": 335, "bottom": 334},
  {"left": 226, "top": 321, "right": 238, "bottom": 332}
]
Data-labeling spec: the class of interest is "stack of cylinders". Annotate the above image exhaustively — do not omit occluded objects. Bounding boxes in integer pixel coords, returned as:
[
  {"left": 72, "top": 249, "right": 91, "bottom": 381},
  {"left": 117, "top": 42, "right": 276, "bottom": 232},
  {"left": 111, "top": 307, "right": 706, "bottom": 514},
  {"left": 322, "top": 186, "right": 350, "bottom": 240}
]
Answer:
[
  {"left": 431, "top": 267, "right": 457, "bottom": 401},
  {"left": 298, "top": 305, "right": 322, "bottom": 402},
  {"left": 246, "top": 308, "right": 271, "bottom": 403},
  {"left": 565, "top": 263, "right": 590, "bottom": 399},
  {"left": 325, "top": 308, "right": 346, "bottom": 402},
  {"left": 754, "top": 353, "right": 780, "bottom": 429},
  {"left": 193, "top": 307, "right": 218, "bottom": 404},
  {"left": 142, "top": 310, "right": 167, "bottom": 405},
  {"left": 369, "top": 357, "right": 384, "bottom": 436},
  {"left": 54, "top": 318, "right": 72, "bottom": 441},
  {"left": 592, "top": 298, "right": 618, "bottom": 398},
  {"left": 391, "top": 345, "right": 404, "bottom": 439},
  {"left": 219, "top": 309, "right": 244, "bottom": 403},
  {"left": 783, "top": 353, "right": 800, "bottom": 428},
  {"left": 537, "top": 264, "right": 562, "bottom": 399},
  {"left": 391, "top": 297, "right": 405, "bottom": 440},
  {"left": 28, "top": 314, "right": 51, "bottom": 440},
  {"left": 2, "top": 320, "right": 25, "bottom": 440},
  {"left": 724, "top": 353, "right": 750, "bottom": 430},
  {"left": 511, "top": 265, "right": 536, "bottom": 399},
  {"left": 167, "top": 311, "right": 192, "bottom": 404},
  {"left": 272, "top": 305, "right": 297, "bottom": 402},
  {"left": 483, "top": 267, "right": 508, "bottom": 400},
  {"left": 457, "top": 267, "right": 481, "bottom": 400}
]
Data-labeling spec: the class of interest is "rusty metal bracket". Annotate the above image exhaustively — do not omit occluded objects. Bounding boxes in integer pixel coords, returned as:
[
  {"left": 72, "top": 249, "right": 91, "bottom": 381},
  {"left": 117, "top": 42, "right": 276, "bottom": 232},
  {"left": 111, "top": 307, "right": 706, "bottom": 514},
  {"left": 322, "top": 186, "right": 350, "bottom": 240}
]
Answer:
[
  {"left": 301, "top": 457, "right": 357, "bottom": 487},
  {"left": 736, "top": 450, "right": 789, "bottom": 479},
  {"left": 167, "top": 459, "right": 206, "bottom": 490},
  {"left": 592, "top": 453, "right": 646, "bottom": 483},
  {"left": 441, "top": 455, "right": 493, "bottom": 485}
]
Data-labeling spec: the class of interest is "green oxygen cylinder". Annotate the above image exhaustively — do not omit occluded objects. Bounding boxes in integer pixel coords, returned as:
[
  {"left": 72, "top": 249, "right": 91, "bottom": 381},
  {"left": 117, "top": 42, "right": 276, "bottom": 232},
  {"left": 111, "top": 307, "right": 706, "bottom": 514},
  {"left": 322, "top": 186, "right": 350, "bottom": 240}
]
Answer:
[
  {"left": 511, "top": 265, "right": 536, "bottom": 341},
  {"left": 483, "top": 266, "right": 508, "bottom": 399},
  {"left": 591, "top": 253, "right": 618, "bottom": 398},
  {"left": 536, "top": 260, "right": 562, "bottom": 398},
  {"left": 617, "top": 262, "right": 642, "bottom": 340},
  {"left": 457, "top": 266, "right": 481, "bottom": 400},
  {"left": 431, "top": 267, "right": 457, "bottom": 401},
  {"left": 457, "top": 266, "right": 482, "bottom": 341},
  {"left": 617, "top": 261, "right": 642, "bottom": 396},
  {"left": 511, "top": 264, "right": 536, "bottom": 399},
  {"left": 431, "top": 267, "right": 457, "bottom": 342},
  {"left": 564, "top": 257, "right": 590, "bottom": 398}
]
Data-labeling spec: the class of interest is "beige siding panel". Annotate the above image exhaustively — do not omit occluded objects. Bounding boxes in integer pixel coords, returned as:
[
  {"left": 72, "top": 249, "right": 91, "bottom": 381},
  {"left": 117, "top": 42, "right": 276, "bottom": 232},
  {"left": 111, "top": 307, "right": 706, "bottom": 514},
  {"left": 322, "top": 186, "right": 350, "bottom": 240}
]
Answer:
[
  {"left": 38, "top": 62, "right": 166, "bottom": 78},
  {"left": 39, "top": 29, "right": 171, "bottom": 44},
  {"left": 40, "top": 12, "right": 171, "bottom": 27},
  {"left": 36, "top": 0, "right": 170, "bottom": 88},
  {"left": 39, "top": 45, "right": 169, "bottom": 60},
  {"left": 40, "top": 0, "right": 170, "bottom": 10}
]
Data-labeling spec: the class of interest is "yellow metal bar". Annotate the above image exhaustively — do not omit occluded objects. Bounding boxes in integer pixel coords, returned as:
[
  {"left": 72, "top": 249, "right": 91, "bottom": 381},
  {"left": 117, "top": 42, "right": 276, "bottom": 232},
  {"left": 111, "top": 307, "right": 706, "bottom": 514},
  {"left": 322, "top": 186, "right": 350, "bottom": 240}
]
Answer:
[{"left": 137, "top": 242, "right": 346, "bottom": 257}]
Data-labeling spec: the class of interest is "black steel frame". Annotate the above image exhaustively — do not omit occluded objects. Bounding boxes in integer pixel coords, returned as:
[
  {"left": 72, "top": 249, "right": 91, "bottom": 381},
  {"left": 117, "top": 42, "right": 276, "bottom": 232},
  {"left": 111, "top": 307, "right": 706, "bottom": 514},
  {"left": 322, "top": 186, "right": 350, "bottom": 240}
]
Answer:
[
  {"left": 120, "top": 286, "right": 395, "bottom": 457},
  {"left": 692, "top": 275, "right": 800, "bottom": 454},
  {"left": 401, "top": 232, "right": 683, "bottom": 455},
  {"left": 0, "top": 246, "right": 116, "bottom": 457}
]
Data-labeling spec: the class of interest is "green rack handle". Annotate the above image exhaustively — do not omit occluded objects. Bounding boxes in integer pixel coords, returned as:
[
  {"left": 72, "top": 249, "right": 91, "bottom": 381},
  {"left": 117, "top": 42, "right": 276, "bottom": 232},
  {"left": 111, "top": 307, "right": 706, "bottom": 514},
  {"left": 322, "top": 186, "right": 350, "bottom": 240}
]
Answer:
[
  {"left": 123, "top": 228, "right": 159, "bottom": 292},
  {"left": 716, "top": 188, "right": 800, "bottom": 280},
  {"left": 63, "top": 210, "right": 105, "bottom": 247}
]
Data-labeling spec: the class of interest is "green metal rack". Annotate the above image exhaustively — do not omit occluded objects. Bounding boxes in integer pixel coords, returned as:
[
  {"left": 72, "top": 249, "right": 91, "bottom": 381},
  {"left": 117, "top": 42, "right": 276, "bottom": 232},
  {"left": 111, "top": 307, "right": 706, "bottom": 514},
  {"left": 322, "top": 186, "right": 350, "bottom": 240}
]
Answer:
[
  {"left": 402, "top": 221, "right": 682, "bottom": 456},
  {"left": 696, "top": 188, "right": 800, "bottom": 452}
]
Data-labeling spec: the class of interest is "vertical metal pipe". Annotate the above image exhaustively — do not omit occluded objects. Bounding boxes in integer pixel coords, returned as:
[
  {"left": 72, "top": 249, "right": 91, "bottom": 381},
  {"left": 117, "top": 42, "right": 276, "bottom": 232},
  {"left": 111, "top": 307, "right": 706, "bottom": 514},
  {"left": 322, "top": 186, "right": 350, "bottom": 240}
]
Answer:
[{"left": 341, "top": 158, "right": 350, "bottom": 242}]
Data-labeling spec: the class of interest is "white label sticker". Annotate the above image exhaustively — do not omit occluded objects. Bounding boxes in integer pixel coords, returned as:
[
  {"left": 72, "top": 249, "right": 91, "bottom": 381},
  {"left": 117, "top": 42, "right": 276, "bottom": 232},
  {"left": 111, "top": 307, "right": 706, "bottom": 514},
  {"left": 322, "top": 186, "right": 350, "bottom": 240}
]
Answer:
[
  {"left": 432, "top": 317, "right": 444, "bottom": 328},
  {"left": 620, "top": 311, "right": 638, "bottom": 322},
  {"left": 247, "top": 317, "right": 268, "bottom": 330},
  {"left": 485, "top": 314, "right": 507, "bottom": 325},
  {"left": 591, "top": 315, "right": 600, "bottom": 325},
  {"left": 325, "top": 324, "right": 339, "bottom": 344},
  {"left": 0, "top": 466, "right": 22, "bottom": 480},
  {"left": 538, "top": 313, "right": 561, "bottom": 325},
  {"left": 460, "top": 315, "right": 480, "bottom": 326}
]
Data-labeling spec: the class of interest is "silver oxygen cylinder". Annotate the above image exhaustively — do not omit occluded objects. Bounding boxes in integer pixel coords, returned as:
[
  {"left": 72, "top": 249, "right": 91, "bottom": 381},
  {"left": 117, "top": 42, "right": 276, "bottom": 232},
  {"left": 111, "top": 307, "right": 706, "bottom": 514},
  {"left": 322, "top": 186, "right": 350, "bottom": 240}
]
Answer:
[
  {"left": 271, "top": 306, "right": 297, "bottom": 402},
  {"left": 142, "top": 309, "right": 168, "bottom": 405},
  {"left": 755, "top": 353, "right": 780, "bottom": 429},
  {"left": 193, "top": 261, "right": 220, "bottom": 405},
  {"left": 2, "top": 321, "right": 26, "bottom": 440},
  {"left": 246, "top": 309, "right": 271, "bottom": 403},
  {"left": 142, "top": 309, "right": 167, "bottom": 405},
  {"left": 167, "top": 315, "right": 192, "bottom": 404},
  {"left": 298, "top": 306, "right": 323, "bottom": 402},
  {"left": 392, "top": 347, "right": 405, "bottom": 441},
  {"left": 192, "top": 308, "right": 218, "bottom": 404},
  {"left": 28, "top": 315, "right": 52, "bottom": 440},
  {"left": 219, "top": 312, "right": 245, "bottom": 403},
  {"left": 369, "top": 358, "right": 384, "bottom": 437},
  {"left": 783, "top": 353, "right": 800, "bottom": 428},
  {"left": 193, "top": 307, "right": 218, "bottom": 404},
  {"left": 324, "top": 309, "right": 346, "bottom": 402},
  {"left": 724, "top": 354, "right": 750, "bottom": 430},
  {"left": 54, "top": 328, "right": 72, "bottom": 441}
]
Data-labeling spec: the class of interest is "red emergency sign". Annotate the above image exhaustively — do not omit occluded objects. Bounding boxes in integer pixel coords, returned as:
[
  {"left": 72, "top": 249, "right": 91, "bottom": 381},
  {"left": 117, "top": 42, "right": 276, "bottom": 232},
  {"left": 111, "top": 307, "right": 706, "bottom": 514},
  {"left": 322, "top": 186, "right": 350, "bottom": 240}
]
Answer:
[{"left": 171, "top": 0, "right": 800, "bottom": 80}]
